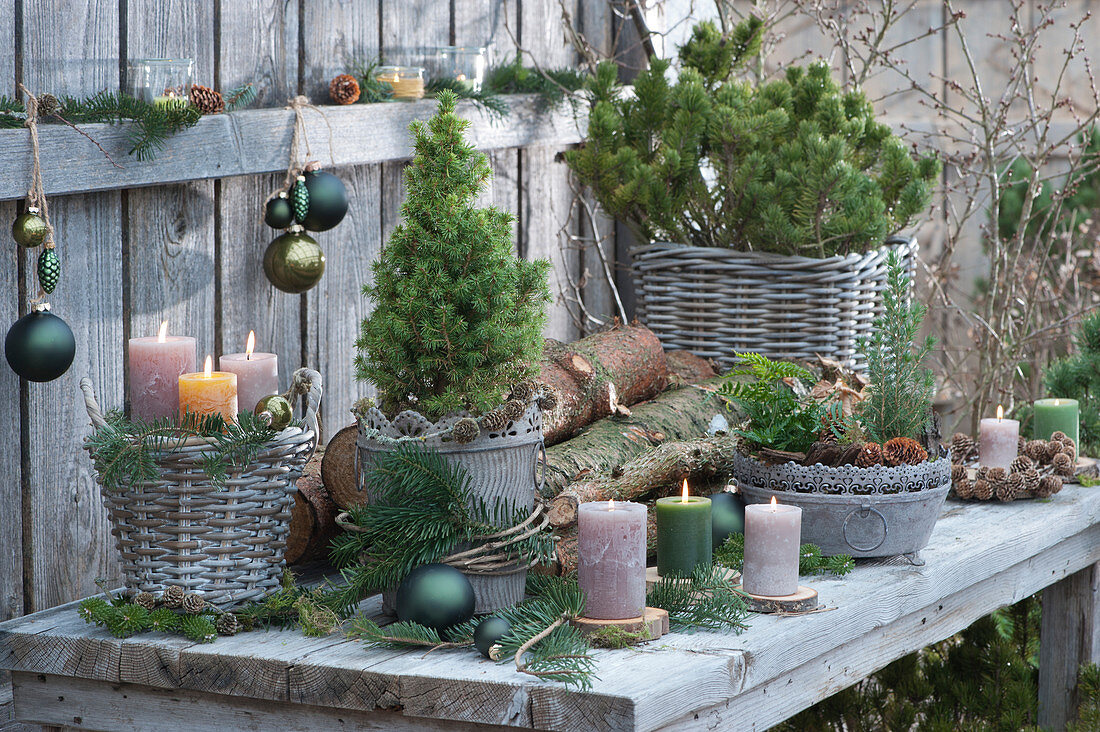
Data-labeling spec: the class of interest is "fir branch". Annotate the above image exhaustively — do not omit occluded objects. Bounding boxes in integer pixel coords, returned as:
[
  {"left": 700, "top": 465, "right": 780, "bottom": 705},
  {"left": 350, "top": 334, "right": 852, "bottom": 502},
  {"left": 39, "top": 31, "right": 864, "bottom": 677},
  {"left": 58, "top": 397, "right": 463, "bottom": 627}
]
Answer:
[
  {"left": 483, "top": 53, "right": 587, "bottom": 111},
  {"left": 647, "top": 564, "right": 750, "bottom": 631},
  {"left": 347, "top": 58, "right": 396, "bottom": 104},
  {"left": 224, "top": 84, "right": 256, "bottom": 111},
  {"left": 425, "top": 77, "right": 509, "bottom": 121}
]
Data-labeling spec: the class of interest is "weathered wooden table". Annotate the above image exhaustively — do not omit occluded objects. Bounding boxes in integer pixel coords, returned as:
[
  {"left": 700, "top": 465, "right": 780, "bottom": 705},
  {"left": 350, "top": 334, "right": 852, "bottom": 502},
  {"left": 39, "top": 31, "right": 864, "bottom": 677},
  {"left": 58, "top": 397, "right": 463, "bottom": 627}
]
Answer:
[{"left": 3, "top": 486, "right": 1100, "bottom": 732}]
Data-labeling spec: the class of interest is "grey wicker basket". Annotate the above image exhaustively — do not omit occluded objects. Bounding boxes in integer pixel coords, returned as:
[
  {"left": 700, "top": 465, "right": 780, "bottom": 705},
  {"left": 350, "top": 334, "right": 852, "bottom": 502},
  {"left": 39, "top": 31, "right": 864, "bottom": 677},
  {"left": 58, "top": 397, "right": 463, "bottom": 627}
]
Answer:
[
  {"left": 80, "top": 368, "right": 322, "bottom": 610},
  {"left": 631, "top": 237, "right": 916, "bottom": 370}
]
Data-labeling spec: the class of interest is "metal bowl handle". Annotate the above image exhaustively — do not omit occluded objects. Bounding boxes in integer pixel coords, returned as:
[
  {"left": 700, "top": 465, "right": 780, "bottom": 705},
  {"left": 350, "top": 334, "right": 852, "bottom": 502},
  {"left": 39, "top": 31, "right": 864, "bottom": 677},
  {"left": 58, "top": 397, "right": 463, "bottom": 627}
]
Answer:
[{"left": 842, "top": 501, "right": 888, "bottom": 552}]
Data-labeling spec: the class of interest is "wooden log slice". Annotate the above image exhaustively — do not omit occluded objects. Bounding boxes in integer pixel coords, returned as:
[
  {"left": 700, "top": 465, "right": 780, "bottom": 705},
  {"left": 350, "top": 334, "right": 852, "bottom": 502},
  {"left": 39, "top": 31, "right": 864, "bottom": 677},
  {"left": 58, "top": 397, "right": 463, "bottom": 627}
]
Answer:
[
  {"left": 735, "top": 585, "right": 819, "bottom": 614},
  {"left": 321, "top": 424, "right": 362, "bottom": 509},
  {"left": 571, "top": 607, "right": 669, "bottom": 642}
]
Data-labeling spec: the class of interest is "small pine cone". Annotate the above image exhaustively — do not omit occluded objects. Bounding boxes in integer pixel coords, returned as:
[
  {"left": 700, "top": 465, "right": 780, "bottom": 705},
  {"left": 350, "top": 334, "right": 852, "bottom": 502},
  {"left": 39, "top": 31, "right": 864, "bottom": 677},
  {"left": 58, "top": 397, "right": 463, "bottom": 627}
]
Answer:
[
  {"left": 1010, "top": 455, "right": 1034, "bottom": 474},
  {"left": 536, "top": 385, "right": 559, "bottom": 412},
  {"left": 1053, "top": 451, "right": 1075, "bottom": 477},
  {"left": 1037, "top": 475, "right": 1062, "bottom": 498},
  {"left": 998, "top": 472, "right": 1025, "bottom": 502},
  {"left": 182, "top": 593, "right": 207, "bottom": 614},
  {"left": 1043, "top": 441, "right": 1062, "bottom": 463},
  {"left": 328, "top": 73, "right": 361, "bottom": 105},
  {"left": 188, "top": 84, "right": 225, "bottom": 114},
  {"left": 501, "top": 399, "right": 526, "bottom": 421},
  {"left": 950, "top": 433, "right": 976, "bottom": 463},
  {"left": 451, "top": 417, "right": 480, "bottom": 444},
  {"left": 883, "top": 437, "right": 928, "bottom": 466},
  {"left": 1051, "top": 431, "right": 1068, "bottom": 442},
  {"left": 951, "top": 464, "right": 968, "bottom": 483},
  {"left": 134, "top": 591, "right": 157, "bottom": 610},
  {"left": 162, "top": 585, "right": 185, "bottom": 609},
  {"left": 954, "top": 478, "right": 974, "bottom": 499},
  {"left": 1060, "top": 439, "right": 1077, "bottom": 462},
  {"left": 856, "top": 442, "right": 883, "bottom": 468},
  {"left": 972, "top": 478, "right": 993, "bottom": 500},
  {"left": 1022, "top": 468, "right": 1041, "bottom": 494},
  {"left": 509, "top": 380, "right": 536, "bottom": 403},
  {"left": 1018, "top": 435, "right": 1027, "bottom": 452},
  {"left": 987, "top": 467, "right": 1007, "bottom": 483},
  {"left": 1025, "top": 440, "right": 1048, "bottom": 461},
  {"left": 215, "top": 613, "right": 240, "bottom": 636},
  {"left": 36, "top": 93, "right": 60, "bottom": 117},
  {"left": 480, "top": 409, "right": 508, "bottom": 432}
]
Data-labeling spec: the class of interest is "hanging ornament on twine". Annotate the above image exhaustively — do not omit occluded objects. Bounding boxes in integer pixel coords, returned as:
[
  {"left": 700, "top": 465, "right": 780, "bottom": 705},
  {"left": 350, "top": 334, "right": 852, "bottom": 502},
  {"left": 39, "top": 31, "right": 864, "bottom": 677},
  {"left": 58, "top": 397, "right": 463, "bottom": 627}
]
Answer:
[{"left": 4, "top": 84, "right": 76, "bottom": 382}]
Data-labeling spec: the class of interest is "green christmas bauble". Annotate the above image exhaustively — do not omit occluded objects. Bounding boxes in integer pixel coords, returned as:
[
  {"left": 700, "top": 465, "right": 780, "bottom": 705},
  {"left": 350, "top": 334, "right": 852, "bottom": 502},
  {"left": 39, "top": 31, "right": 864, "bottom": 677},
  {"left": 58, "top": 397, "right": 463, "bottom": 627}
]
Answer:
[
  {"left": 5, "top": 306, "right": 76, "bottom": 382},
  {"left": 299, "top": 170, "right": 348, "bottom": 232},
  {"left": 264, "top": 195, "right": 295, "bottom": 229},
  {"left": 474, "top": 617, "right": 512, "bottom": 658},
  {"left": 395, "top": 563, "right": 475, "bottom": 632},
  {"left": 710, "top": 491, "right": 746, "bottom": 549},
  {"left": 12, "top": 210, "right": 48, "bottom": 248},
  {"left": 290, "top": 176, "right": 310, "bottom": 224},
  {"left": 254, "top": 394, "right": 293, "bottom": 429},
  {"left": 263, "top": 230, "right": 325, "bottom": 293},
  {"left": 37, "top": 248, "right": 60, "bottom": 294}
]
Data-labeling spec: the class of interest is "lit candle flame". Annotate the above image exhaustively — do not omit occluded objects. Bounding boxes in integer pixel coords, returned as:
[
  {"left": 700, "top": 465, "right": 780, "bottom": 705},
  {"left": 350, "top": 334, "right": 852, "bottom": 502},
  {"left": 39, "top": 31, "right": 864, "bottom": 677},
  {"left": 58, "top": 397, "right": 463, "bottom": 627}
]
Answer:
[
  {"left": 681, "top": 478, "right": 690, "bottom": 503},
  {"left": 203, "top": 355, "right": 212, "bottom": 379},
  {"left": 391, "top": 73, "right": 400, "bottom": 83},
  {"left": 246, "top": 330, "right": 255, "bottom": 360},
  {"left": 608, "top": 499, "right": 614, "bottom": 511},
  {"left": 996, "top": 404, "right": 1004, "bottom": 421},
  {"left": 157, "top": 320, "right": 168, "bottom": 343},
  {"left": 770, "top": 496, "right": 778, "bottom": 512},
  {"left": 1054, "top": 399, "right": 1061, "bottom": 405}
]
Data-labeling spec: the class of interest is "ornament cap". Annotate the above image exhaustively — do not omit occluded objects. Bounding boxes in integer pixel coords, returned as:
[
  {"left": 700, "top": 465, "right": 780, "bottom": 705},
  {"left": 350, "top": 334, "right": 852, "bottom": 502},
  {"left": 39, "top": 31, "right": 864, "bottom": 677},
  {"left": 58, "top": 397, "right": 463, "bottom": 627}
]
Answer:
[
  {"left": 32, "top": 302, "right": 50, "bottom": 313},
  {"left": 296, "top": 174, "right": 306, "bottom": 182},
  {"left": 27, "top": 206, "right": 40, "bottom": 214},
  {"left": 278, "top": 191, "right": 288, "bottom": 199}
]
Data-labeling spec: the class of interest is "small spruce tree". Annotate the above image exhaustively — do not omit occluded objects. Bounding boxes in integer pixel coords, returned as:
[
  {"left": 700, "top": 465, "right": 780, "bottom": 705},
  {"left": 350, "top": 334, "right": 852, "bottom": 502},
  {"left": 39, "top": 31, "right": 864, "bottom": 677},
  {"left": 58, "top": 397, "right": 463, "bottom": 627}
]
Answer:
[{"left": 355, "top": 91, "right": 551, "bottom": 420}]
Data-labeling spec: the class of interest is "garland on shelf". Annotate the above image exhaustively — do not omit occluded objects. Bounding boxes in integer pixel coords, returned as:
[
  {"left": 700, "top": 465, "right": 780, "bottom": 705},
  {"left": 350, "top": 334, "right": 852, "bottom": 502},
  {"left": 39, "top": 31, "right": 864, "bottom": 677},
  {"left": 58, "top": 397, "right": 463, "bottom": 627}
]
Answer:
[{"left": 716, "top": 533, "right": 855, "bottom": 577}]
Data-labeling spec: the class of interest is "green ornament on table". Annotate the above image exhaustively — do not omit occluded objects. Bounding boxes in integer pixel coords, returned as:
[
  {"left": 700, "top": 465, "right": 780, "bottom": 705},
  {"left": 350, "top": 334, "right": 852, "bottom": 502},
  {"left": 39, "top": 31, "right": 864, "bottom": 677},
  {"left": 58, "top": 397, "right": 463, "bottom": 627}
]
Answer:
[
  {"left": 4, "top": 303, "right": 76, "bottom": 382},
  {"left": 290, "top": 175, "right": 310, "bottom": 224},
  {"left": 12, "top": 208, "right": 48, "bottom": 248},
  {"left": 37, "top": 247, "right": 60, "bottom": 294},
  {"left": 254, "top": 394, "right": 293, "bottom": 430},
  {"left": 264, "top": 193, "right": 295, "bottom": 229},
  {"left": 710, "top": 491, "right": 745, "bottom": 549},
  {"left": 474, "top": 616, "right": 512, "bottom": 659},
  {"left": 263, "top": 228, "right": 325, "bottom": 293},
  {"left": 395, "top": 563, "right": 475, "bottom": 632}
]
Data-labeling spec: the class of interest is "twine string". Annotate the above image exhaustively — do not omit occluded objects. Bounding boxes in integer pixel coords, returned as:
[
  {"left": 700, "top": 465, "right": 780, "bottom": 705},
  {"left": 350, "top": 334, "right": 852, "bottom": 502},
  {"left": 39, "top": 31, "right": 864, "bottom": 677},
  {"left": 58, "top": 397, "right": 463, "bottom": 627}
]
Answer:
[
  {"left": 272, "top": 95, "right": 336, "bottom": 201},
  {"left": 19, "top": 83, "right": 56, "bottom": 305}
]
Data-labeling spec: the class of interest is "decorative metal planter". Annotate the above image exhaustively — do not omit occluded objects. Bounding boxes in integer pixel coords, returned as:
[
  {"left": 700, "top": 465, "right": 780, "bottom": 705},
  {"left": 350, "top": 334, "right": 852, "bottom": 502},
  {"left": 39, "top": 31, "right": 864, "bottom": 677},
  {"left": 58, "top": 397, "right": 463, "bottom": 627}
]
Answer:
[
  {"left": 630, "top": 237, "right": 916, "bottom": 371},
  {"left": 357, "top": 402, "right": 544, "bottom": 614},
  {"left": 731, "top": 449, "right": 952, "bottom": 563}
]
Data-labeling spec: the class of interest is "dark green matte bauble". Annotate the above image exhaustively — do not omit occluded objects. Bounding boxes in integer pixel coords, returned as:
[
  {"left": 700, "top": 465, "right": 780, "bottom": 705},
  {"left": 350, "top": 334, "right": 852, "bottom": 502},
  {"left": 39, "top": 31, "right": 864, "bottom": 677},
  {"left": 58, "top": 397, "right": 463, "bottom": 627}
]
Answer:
[
  {"left": 263, "top": 230, "right": 325, "bottom": 293},
  {"left": 395, "top": 563, "right": 475, "bottom": 632},
  {"left": 474, "top": 617, "right": 512, "bottom": 658},
  {"left": 264, "top": 195, "right": 295, "bottom": 229},
  {"left": 254, "top": 394, "right": 293, "bottom": 429},
  {"left": 710, "top": 491, "right": 746, "bottom": 549},
  {"left": 12, "top": 211, "right": 48, "bottom": 248},
  {"left": 37, "top": 248, "right": 60, "bottom": 294},
  {"left": 299, "top": 170, "right": 348, "bottom": 232},
  {"left": 290, "top": 177, "right": 310, "bottom": 224},
  {"left": 5, "top": 307, "right": 76, "bottom": 382}
]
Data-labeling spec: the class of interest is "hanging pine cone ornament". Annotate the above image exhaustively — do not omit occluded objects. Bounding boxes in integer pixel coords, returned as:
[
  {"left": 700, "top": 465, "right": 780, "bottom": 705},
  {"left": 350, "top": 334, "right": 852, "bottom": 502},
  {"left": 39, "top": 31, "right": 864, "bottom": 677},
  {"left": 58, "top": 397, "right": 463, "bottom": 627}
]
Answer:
[
  {"left": 1025, "top": 440, "right": 1048, "bottom": 461},
  {"left": 215, "top": 613, "right": 240, "bottom": 636},
  {"left": 451, "top": 417, "right": 480, "bottom": 444},
  {"left": 972, "top": 478, "right": 993, "bottom": 500},
  {"left": 12, "top": 207, "right": 48, "bottom": 248},
  {"left": 329, "top": 73, "right": 361, "bottom": 105},
  {"left": 536, "top": 385, "right": 559, "bottom": 412},
  {"left": 882, "top": 437, "right": 928, "bottom": 466},
  {"left": 162, "top": 585, "right": 185, "bottom": 609},
  {"left": 502, "top": 399, "right": 526, "bottom": 421},
  {"left": 134, "top": 591, "right": 157, "bottom": 610},
  {"left": 37, "top": 247, "right": 59, "bottom": 293},
  {"left": 291, "top": 175, "right": 310, "bottom": 223},
  {"left": 189, "top": 84, "right": 225, "bottom": 114},
  {"left": 950, "top": 433, "right": 976, "bottom": 463},
  {"left": 1022, "top": 468, "right": 1040, "bottom": 495},
  {"left": 264, "top": 192, "right": 295, "bottom": 229},
  {"left": 1010, "top": 455, "right": 1034, "bottom": 473},
  {"left": 1037, "top": 475, "right": 1062, "bottom": 498},
  {"left": 182, "top": 593, "right": 207, "bottom": 614},
  {"left": 297, "top": 169, "right": 349, "bottom": 232},
  {"left": 480, "top": 409, "right": 508, "bottom": 432},
  {"left": 509, "top": 380, "right": 536, "bottom": 403},
  {"left": 856, "top": 442, "right": 883, "bottom": 468},
  {"left": 1053, "top": 451, "right": 1075, "bottom": 477}
]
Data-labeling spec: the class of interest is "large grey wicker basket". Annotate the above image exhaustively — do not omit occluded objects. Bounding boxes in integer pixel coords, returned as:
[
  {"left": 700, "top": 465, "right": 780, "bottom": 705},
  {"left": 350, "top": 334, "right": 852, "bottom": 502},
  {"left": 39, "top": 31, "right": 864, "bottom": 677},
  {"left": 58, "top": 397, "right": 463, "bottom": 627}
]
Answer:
[
  {"left": 80, "top": 368, "right": 322, "bottom": 610},
  {"left": 631, "top": 237, "right": 916, "bottom": 370},
  {"left": 356, "top": 401, "right": 544, "bottom": 614}
]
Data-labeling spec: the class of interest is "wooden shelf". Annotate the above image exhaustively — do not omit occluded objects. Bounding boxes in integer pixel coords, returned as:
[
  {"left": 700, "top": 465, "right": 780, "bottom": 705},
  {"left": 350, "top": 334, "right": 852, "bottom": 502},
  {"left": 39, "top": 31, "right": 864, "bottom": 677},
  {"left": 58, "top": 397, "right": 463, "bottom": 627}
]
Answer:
[{"left": 0, "top": 94, "right": 587, "bottom": 200}]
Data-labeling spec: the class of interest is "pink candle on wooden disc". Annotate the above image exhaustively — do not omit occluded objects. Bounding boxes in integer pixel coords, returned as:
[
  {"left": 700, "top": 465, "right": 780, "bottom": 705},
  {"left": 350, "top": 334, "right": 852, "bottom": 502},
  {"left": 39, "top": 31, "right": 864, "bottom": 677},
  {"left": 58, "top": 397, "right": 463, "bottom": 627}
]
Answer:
[
  {"left": 979, "top": 404, "right": 1019, "bottom": 469},
  {"left": 219, "top": 330, "right": 278, "bottom": 415},
  {"left": 578, "top": 500, "right": 648, "bottom": 619},
  {"left": 743, "top": 496, "right": 802, "bottom": 597},
  {"left": 128, "top": 320, "right": 196, "bottom": 422}
]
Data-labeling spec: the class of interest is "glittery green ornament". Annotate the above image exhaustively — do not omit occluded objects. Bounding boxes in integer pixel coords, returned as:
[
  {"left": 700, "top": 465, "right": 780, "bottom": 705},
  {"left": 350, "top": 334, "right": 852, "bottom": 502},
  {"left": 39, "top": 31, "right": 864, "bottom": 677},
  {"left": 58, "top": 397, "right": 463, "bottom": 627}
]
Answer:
[
  {"left": 254, "top": 394, "right": 293, "bottom": 429},
  {"left": 291, "top": 175, "right": 310, "bottom": 224},
  {"left": 36, "top": 248, "right": 59, "bottom": 294},
  {"left": 12, "top": 208, "right": 48, "bottom": 248}
]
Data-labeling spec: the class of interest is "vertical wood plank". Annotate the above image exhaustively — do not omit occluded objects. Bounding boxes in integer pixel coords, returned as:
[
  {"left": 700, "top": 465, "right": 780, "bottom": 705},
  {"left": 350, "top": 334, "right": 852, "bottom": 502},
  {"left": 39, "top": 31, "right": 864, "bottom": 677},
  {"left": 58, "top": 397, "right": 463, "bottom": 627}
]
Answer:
[
  {"left": 20, "top": 0, "right": 123, "bottom": 612},
  {"left": 300, "top": 0, "right": 381, "bottom": 439},
  {"left": 216, "top": 0, "right": 299, "bottom": 387},
  {"left": 1039, "top": 562, "right": 1100, "bottom": 731}
]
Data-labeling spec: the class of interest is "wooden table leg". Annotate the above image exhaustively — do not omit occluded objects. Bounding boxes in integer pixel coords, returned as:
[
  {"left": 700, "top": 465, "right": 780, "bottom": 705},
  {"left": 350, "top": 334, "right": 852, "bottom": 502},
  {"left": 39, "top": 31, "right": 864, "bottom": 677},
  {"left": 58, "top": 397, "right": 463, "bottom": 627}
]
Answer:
[{"left": 1039, "top": 561, "right": 1100, "bottom": 730}]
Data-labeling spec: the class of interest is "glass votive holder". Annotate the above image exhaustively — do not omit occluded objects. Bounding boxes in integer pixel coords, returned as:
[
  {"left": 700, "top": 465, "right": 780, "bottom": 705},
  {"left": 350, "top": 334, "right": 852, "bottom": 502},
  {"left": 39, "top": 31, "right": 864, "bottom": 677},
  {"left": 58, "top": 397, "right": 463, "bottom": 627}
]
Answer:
[
  {"left": 375, "top": 65, "right": 426, "bottom": 101},
  {"left": 434, "top": 46, "right": 488, "bottom": 93},
  {"left": 127, "top": 58, "right": 193, "bottom": 108}
]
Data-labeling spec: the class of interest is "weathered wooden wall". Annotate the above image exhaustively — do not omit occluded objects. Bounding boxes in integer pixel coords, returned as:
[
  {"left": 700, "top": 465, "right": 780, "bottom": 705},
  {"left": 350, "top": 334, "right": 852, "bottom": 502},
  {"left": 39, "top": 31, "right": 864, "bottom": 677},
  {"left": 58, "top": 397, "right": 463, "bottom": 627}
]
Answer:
[{"left": 0, "top": 0, "right": 624, "bottom": 637}]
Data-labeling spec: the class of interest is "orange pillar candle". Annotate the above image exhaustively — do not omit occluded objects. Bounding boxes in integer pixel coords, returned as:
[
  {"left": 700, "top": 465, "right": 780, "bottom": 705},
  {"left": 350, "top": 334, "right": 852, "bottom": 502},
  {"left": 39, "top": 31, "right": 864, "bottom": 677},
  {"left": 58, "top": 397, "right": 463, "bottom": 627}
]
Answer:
[{"left": 179, "top": 355, "right": 238, "bottom": 421}]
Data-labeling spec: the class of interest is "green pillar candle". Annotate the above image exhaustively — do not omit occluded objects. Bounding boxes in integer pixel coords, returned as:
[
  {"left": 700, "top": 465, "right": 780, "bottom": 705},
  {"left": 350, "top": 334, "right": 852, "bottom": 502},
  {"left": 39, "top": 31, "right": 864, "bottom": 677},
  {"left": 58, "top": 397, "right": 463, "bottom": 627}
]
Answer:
[
  {"left": 1033, "top": 398, "right": 1079, "bottom": 447},
  {"left": 655, "top": 492, "right": 712, "bottom": 577}
]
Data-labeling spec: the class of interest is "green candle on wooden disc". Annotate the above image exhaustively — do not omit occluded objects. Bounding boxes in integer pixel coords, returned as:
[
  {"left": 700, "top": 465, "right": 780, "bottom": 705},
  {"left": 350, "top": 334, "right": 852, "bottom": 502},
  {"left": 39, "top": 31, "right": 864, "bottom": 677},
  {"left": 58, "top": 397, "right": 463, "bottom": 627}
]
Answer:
[{"left": 655, "top": 492, "right": 712, "bottom": 577}]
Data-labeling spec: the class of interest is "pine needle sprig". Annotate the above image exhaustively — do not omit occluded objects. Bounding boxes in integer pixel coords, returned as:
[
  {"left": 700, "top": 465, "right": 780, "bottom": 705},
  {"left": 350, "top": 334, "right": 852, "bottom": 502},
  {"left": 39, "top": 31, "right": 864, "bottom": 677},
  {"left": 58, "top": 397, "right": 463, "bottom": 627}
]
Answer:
[
  {"left": 224, "top": 84, "right": 257, "bottom": 111},
  {"left": 347, "top": 617, "right": 474, "bottom": 651},
  {"left": 425, "top": 77, "right": 509, "bottom": 120},
  {"left": 646, "top": 564, "right": 750, "bottom": 631}
]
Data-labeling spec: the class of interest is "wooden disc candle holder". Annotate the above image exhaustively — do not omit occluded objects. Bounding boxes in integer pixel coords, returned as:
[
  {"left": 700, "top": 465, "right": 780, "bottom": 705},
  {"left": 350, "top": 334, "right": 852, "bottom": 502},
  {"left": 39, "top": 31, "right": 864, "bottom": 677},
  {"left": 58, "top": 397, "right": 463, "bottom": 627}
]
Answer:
[
  {"left": 734, "top": 584, "right": 819, "bottom": 614},
  {"left": 571, "top": 607, "right": 669, "bottom": 642}
]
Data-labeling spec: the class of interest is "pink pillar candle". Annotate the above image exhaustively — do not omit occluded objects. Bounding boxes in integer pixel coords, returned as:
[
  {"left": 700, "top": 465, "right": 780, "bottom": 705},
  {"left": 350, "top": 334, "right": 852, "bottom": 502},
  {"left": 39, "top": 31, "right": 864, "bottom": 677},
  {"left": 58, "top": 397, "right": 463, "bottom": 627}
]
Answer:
[
  {"left": 743, "top": 498, "right": 802, "bottom": 597},
  {"left": 577, "top": 500, "right": 648, "bottom": 619},
  {"left": 219, "top": 331, "right": 278, "bottom": 415},
  {"left": 979, "top": 405, "right": 1019, "bottom": 469},
  {"left": 128, "top": 323, "right": 196, "bottom": 422}
]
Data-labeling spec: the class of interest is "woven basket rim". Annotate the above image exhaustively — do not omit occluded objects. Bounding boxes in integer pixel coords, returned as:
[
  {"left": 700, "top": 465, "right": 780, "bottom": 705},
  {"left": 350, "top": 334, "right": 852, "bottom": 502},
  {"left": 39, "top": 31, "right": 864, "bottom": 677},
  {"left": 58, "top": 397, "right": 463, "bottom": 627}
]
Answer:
[{"left": 631, "top": 235, "right": 916, "bottom": 267}]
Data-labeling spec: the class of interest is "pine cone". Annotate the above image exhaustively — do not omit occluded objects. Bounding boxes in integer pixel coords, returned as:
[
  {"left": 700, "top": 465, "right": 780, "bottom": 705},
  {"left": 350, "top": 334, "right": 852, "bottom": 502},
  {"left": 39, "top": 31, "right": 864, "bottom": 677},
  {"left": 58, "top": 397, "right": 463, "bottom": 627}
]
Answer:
[
  {"left": 480, "top": 409, "right": 508, "bottom": 432},
  {"left": 882, "top": 437, "right": 928, "bottom": 466},
  {"left": 1010, "top": 455, "right": 1034, "bottom": 474},
  {"left": 856, "top": 442, "right": 883, "bottom": 468},
  {"left": 162, "top": 585, "right": 185, "bottom": 609},
  {"left": 997, "top": 473, "right": 1025, "bottom": 502},
  {"left": 134, "top": 591, "right": 157, "bottom": 610},
  {"left": 509, "top": 380, "right": 536, "bottom": 403},
  {"left": 536, "top": 385, "right": 559, "bottom": 412},
  {"left": 972, "top": 478, "right": 993, "bottom": 500},
  {"left": 951, "top": 464, "right": 968, "bottom": 483},
  {"left": 1025, "top": 440, "right": 1048, "bottom": 462},
  {"left": 987, "top": 467, "right": 1007, "bottom": 483},
  {"left": 1018, "top": 435, "right": 1027, "bottom": 452},
  {"left": 189, "top": 84, "right": 225, "bottom": 114},
  {"left": 1060, "top": 439, "right": 1077, "bottom": 462},
  {"left": 1053, "top": 451, "right": 1075, "bottom": 477},
  {"left": 954, "top": 478, "right": 974, "bottom": 500},
  {"left": 451, "top": 417, "right": 480, "bottom": 445},
  {"left": 1037, "top": 475, "right": 1062, "bottom": 498},
  {"left": 1022, "top": 468, "right": 1041, "bottom": 494},
  {"left": 329, "top": 74, "right": 361, "bottom": 105},
  {"left": 502, "top": 399, "right": 526, "bottom": 421},
  {"left": 36, "top": 93, "right": 60, "bottom": 117},
  {"left": 1043, "top": 441, "right": 1061, "bottom": 463},
  {"left": 215, "top": 613, "right": 240, "bottom": 636},
  {"left": 950, "top": 433, "right": 976, "bottom": 463},
  {"left": 182, "top": 593, "right": 207, "bottom": 614},
  {"left": 1051, "top": 431, "right": 1068, "bottom": 442}
]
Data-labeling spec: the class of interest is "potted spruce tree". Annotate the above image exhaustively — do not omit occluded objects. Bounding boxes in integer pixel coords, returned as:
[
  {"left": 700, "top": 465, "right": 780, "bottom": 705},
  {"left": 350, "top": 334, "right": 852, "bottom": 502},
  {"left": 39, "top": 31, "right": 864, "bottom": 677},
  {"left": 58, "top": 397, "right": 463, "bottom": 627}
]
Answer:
[
  {"left": 566, "top": 19, "right": 941, "bottom": 370},
  {"left": 354, "top": 91, "right": 552, "bottom": 611},
  {"left": 724, "top": 253, "right": 951, "bottom": 563}
]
